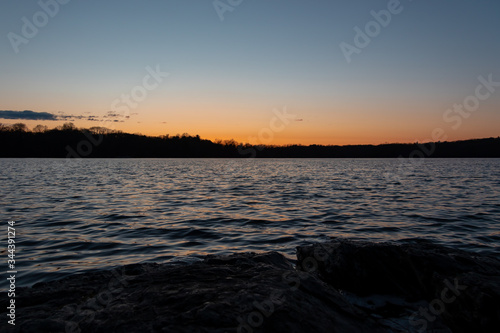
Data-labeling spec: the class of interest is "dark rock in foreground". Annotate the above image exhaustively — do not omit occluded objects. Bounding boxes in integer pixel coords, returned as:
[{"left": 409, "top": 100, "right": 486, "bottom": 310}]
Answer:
[
  {"left": 297, "top": 239, "right": 500, "bottom": 332},
  {"left": 2, "top": 239, "right": 499, "bottom": 333}
]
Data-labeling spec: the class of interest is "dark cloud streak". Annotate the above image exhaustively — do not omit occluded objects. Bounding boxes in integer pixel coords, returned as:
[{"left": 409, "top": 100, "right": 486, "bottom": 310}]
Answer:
[
  {"left": 0, "top": 110, "right": 131, "bottom": 122},
  {"left": 0, "top": 110, "right": 57, "bottom": 121}
]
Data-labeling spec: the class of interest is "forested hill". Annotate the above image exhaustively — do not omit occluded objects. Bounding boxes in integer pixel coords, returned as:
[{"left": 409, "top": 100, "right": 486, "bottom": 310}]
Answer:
[{"left": 0, "top": 125, "right": 499, "bottom": 158}]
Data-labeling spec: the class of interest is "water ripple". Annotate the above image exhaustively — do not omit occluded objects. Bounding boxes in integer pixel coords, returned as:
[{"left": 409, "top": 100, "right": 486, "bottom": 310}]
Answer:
[{"left": 0, "top": 158, "right": 499, "bottom": 288}]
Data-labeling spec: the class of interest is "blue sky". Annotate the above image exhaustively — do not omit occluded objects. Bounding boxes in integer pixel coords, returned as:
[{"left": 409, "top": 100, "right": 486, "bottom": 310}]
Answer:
[{"left": 1, "top": 0, "right": 499, "bottom": 144}]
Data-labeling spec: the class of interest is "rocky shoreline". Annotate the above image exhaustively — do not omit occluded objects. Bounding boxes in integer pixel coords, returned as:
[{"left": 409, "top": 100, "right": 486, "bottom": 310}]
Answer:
[{"left": 2, "top": 238, "right": 500, "bottom": 332}]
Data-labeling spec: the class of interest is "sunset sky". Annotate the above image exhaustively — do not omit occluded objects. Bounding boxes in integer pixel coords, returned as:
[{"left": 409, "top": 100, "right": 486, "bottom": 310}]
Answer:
[{"left": 1, "top": 0, "right": 499, "bottom": 145}]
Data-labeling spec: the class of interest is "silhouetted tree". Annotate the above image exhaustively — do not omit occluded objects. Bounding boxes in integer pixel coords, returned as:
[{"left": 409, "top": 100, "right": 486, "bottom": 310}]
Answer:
[
  {"left": 0, "top": 125, "right": 499, "bottom": 158},
  {"left": 89, "top": 126, "right": 113, "bottom": 135},
  {"left": 61, "top": 122, "right": 77, "bottom": 131},
  {"left": 11, "top": 123, "right": 28, "bottom": 132},
  {"left": 33, "top": 124, "right": 48, "bottom": 133}
]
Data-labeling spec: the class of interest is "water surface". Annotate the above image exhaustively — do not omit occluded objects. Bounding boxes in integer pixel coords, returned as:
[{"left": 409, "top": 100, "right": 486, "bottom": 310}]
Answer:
[{"left": 1, "top": 158, "right": 499, "bottom": 288}]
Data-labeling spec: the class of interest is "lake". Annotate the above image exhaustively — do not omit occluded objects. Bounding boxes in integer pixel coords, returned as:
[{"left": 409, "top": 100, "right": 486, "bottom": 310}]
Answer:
[{"left": 1, "top": 158, "right": 499, "bottom": 288}]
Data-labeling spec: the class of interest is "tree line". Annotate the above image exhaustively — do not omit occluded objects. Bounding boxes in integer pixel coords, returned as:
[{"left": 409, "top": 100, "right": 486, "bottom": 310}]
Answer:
[{"left": 1, "top": 122, "right": 499, "bottom": 158}]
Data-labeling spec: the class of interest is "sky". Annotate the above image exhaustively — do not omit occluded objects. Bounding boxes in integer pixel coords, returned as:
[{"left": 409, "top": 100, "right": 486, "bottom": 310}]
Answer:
[{"left": 1, "top": 0, "right": 499, "bottom": 145}]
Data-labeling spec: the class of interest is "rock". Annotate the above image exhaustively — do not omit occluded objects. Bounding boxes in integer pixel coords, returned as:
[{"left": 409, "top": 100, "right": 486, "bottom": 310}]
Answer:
[
  {"left": 2, "top": 239, "right": 499, "bottom": 333},
  {"left": 2, "top": 252, "right": 382, "bottom": 333},
  {"left": 297, "top": 238, "right": 500, "bottom": 333}
]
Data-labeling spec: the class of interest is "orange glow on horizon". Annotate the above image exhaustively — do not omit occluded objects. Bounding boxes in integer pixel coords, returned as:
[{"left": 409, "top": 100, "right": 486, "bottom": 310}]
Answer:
[
  {"left": 3, "top": 117, "right": 499, "bottom": 147},
  {"left": 2, "top": 96, "right": 499, "bottom": 146}
]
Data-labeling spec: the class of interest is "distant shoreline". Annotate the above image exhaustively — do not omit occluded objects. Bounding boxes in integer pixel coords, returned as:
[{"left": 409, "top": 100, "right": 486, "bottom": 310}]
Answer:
[{"left": 1, "top": 126, "right": 499, "bottom": 158}]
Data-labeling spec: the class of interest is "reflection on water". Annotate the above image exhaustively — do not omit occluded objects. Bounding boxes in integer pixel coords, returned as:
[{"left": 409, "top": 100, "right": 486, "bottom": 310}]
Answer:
[{"left": 0, "top": 158, "right": 499, "bottom": 288}]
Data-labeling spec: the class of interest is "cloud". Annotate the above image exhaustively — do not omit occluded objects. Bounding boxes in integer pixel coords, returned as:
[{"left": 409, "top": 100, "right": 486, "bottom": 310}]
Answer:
[
  {"left": 0, "top": 110, "right": 135, "bottom": 123},
  {"left": 105, "top": 111, "right": 122, "bottom": 118},
  {"left": 0, "top": 110, "right": 57, "bottom": 121}
]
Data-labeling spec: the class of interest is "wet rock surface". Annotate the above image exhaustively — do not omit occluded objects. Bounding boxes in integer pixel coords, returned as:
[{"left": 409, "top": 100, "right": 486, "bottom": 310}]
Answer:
[{"left": 2, "top": 239, "right": 499, "bottom": 333}]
